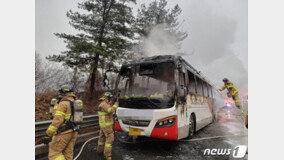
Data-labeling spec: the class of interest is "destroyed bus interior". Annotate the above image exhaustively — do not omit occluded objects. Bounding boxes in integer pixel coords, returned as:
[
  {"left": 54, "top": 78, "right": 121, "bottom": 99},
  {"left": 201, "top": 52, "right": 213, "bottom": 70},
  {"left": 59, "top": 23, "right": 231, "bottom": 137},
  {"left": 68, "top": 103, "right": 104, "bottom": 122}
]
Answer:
[
  {"left": 116, "top": 62, "right": 175, "bottom": 109},
  {"left": 115, "top": 55, "right": 215, "bottom": 109}
]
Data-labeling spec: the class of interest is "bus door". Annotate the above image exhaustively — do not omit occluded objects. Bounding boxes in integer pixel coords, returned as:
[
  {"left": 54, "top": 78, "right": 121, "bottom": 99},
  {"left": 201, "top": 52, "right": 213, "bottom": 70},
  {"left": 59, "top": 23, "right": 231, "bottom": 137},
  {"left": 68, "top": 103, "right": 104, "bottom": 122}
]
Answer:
[{"left": 176, "top": 66, "right": 190, "bottom": 138}]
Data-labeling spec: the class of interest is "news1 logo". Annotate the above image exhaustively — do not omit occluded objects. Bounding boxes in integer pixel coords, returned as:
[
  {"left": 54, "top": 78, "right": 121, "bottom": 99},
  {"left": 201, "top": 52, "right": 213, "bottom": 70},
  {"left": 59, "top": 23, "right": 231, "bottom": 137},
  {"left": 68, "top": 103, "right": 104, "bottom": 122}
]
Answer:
[
  {"left": 203, "top": 145, "right": 247, "bottom": 158},
  {"left": 232, "top": 145, "right": 247, "bottom": 158}
]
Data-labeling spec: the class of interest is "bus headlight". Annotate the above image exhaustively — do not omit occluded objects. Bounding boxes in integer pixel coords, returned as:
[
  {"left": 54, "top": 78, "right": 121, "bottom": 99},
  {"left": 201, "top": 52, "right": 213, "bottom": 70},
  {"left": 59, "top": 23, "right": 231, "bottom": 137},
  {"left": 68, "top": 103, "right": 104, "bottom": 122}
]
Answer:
[{"left": 155, "top": 116, "right": 176, "bottom": 127}]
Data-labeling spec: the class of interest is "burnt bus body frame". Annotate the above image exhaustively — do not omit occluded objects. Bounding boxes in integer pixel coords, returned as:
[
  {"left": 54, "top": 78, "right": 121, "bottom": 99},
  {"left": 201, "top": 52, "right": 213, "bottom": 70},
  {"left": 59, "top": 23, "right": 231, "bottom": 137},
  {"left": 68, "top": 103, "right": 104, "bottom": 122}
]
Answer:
[{"left": 114, "top": 55, "right": 214, "bottom": 106}]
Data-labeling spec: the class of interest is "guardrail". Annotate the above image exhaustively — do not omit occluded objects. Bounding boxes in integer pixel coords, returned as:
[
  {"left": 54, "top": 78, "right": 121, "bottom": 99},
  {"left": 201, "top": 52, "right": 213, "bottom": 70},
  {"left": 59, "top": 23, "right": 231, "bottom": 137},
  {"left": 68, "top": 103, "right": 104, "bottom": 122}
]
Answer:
[{"left": 35, "top": 115, "right": 99, "bottom": 138}]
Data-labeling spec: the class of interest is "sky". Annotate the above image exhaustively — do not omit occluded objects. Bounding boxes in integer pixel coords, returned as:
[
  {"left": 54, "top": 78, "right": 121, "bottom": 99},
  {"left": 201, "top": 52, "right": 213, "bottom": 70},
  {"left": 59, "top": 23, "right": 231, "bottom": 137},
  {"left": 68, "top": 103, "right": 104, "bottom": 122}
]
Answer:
[{"left": 35, "top": 0, "right": 248, "bottom": 96}]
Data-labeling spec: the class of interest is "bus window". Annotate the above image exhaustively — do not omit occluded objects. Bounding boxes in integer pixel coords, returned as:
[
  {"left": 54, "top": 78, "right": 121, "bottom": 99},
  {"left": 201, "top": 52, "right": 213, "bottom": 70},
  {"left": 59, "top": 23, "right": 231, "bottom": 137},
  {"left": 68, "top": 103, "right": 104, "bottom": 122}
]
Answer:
[
  {"left": 196, "top": 77, "right": 203, "bottom": 96},
  {"left": 210, "top": 86, "right": 213, "bottom": 98},
  {"left": 207, "top": 83, "right": 211, "bottom": 97},
  {"left": 194, "top": 76, "right": 197, "bottom": 94},
  {"left": 187, "top": 71, "right": 196, "bottom": 94},
  {"left": 117, "top": 62, "right": 175, "bottom": 109},
  {"left": 178, "top": 71, "right": 186, "bottom": 97},
  {"left": 203, "top": 82, "right": 209, "bottom": 97}
]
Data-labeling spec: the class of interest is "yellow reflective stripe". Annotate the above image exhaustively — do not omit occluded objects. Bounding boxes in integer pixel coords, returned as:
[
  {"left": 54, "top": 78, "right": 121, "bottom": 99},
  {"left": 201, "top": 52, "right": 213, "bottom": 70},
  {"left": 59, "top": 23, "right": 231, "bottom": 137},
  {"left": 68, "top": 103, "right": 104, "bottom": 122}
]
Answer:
[
  {"left": 55, "top": 154, "right": 65, "bottom": 160},
  {"left": 102, "top": 115, "right": 105, "bottom": 124},
  {"left": 105, "top": 143, "right": 112, "bottom": 148},
  {"left": 48, "top": 125, "right": 58, "bottom": 133},
  {"left": 219, "top": 85, "right": 226, "bottom": 91},
  {"left": 65, "top": 114, "right": 71, "bottom": 120},
  {"left": 99, "top": 121, "right": 113, "bottom": 127},
  {"left": 98, "top": 111, "right": 107, "bottom": 116},
  {"left": 107, "top": 107, "right": 112, "bottom": 113},
  {"left": 232, "top": 90, "right": 238, "bottom": 96},
  {"left": 54, "top": 105, "right": 58, "bottom": 110},
  {"left": 106, "top": 121, "right": 113, "bottom": 126},
  {"left": 99, "top": 114, "right": 113, "bottom": 127},
  {"left": 113, "top": 105, "right": 118, "bottom": 109},
  {"left": 98, "top": 141, "right": 104, "bottom": 145},
  {"left": 100, "top": 114, "right": 105, "bottom": 127},
  {"left": 55, "top": 111, "right": 66, "bottom": 118}
]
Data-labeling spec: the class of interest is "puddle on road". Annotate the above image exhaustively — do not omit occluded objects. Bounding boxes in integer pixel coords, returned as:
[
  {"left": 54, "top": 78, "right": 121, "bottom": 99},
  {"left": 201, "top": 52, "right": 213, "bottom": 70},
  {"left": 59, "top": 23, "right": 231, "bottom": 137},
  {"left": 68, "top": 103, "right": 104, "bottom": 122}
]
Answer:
[{"left": 216, "top": 107, "right": 248, "bottom": 157}]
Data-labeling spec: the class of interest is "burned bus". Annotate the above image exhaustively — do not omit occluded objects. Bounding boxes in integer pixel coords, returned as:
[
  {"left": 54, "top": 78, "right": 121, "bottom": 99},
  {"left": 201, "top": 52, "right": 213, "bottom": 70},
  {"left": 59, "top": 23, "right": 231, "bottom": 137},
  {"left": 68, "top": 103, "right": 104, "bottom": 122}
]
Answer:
[{"left": 114, "top": 55, "right": 216, "bottom": 140}]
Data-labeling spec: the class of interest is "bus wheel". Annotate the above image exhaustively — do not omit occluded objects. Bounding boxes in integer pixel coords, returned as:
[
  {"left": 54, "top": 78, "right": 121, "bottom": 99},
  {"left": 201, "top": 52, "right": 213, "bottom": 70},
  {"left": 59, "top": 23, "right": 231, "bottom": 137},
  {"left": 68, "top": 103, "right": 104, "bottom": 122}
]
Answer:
[{"left": 188, "top": 115, "right": 195, "bottom": 139}]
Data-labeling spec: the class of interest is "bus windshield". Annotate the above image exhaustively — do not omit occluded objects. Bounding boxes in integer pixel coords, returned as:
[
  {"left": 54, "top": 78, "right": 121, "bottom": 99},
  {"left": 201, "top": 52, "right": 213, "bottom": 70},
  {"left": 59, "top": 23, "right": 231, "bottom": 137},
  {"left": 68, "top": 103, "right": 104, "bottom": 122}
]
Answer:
[{"left": 117, "top": 62, "right": 175, "bottom": 109}]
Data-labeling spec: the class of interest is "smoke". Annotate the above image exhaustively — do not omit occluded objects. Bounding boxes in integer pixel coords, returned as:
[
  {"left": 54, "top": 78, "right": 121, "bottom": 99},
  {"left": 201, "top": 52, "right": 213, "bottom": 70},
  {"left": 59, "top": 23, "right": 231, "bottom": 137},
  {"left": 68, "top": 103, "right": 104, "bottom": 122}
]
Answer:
[
  {"left": 137, "top": 0, "right": 247, "bottom": 97},
  {"left": 141, "top": 24, "right": 180, "bottom": 57},
  {"left": 181, "top": 0, "right": 248, "bottom": 97}
]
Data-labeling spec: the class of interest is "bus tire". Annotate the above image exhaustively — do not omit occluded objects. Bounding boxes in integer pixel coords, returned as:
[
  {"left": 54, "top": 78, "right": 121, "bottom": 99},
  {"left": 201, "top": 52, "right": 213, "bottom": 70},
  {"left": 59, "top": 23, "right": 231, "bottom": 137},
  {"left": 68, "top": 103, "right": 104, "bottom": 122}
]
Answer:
[{"left": 187, "top": 114, "right": 195, "bottom": 139}]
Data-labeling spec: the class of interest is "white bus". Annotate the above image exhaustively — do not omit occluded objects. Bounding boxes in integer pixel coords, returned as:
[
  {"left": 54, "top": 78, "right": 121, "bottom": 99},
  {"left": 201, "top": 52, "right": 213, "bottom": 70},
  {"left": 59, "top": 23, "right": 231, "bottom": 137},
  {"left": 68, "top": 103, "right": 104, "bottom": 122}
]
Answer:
[{"left": 114, "top": 55, "right": 216, "bottom": 140}]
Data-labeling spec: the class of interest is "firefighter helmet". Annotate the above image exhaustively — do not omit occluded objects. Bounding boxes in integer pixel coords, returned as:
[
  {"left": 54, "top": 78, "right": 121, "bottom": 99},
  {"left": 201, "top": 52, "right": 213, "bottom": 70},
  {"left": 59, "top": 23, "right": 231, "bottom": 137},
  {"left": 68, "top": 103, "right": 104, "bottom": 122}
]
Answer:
[
  {"left": 59, "top": 85, "right": 73, "bottom": 96},
  {"left": 104, "top": 92, "right": 113, "bottom": 99},
  {"left": 222, "top": 78, "right": 229, "bottom": 82}
]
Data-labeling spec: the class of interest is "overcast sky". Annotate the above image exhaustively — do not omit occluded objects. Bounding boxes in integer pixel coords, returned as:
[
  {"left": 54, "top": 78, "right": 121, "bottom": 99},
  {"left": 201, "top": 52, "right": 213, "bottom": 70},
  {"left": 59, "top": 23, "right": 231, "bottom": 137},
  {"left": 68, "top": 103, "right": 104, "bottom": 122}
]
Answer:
[{"left": 36, "top": 0, "right": 248, "bottom": 95}]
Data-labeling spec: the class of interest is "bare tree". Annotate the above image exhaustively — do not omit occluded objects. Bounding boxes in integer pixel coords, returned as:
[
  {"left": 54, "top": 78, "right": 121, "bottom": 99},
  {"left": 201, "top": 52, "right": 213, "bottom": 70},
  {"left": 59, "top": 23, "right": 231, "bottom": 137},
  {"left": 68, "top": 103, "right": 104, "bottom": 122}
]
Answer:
[{"left": 35, "top": 52, "right": 74, "bottom": 94}]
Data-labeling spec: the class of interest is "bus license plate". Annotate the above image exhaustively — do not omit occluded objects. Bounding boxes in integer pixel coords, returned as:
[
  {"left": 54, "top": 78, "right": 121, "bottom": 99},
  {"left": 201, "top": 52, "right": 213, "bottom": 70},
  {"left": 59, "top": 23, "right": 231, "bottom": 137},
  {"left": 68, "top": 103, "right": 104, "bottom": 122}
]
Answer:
[{"left": 129, "top": 128, "right": 141, "bottom": 136}]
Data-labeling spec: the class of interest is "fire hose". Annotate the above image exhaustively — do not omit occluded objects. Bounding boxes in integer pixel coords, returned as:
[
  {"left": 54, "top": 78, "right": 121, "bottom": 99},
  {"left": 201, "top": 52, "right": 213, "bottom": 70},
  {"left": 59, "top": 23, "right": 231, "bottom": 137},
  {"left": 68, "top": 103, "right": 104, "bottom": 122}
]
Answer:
[
  {"left": 73, "top": 136, "right": 99, "bottom": 160},
  {"left": 73, "top": 132, "right": 247, "bottom": 160},
  {"left": 74, "top": 92, "right": 121, "bottom": 160}
]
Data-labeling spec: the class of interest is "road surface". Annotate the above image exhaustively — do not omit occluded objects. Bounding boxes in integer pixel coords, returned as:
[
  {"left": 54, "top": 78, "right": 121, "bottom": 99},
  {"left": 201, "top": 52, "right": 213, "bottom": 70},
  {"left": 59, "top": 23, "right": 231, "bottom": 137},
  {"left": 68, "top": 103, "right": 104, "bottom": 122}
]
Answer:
[{"left": 37, "top": 106, "right": 248, "bottom": 160}]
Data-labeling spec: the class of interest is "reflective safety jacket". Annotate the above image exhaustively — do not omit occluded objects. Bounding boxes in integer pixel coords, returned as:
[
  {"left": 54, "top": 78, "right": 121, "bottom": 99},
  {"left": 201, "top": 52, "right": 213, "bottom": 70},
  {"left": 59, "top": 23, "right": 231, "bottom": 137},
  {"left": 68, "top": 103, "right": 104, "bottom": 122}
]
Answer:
[
  {"left": 98, "top": 98, "right": 118, "bottom": 128},
  {"left": 52, "top": 96, "right": 63, "bottom": 116},
  {"left": 46, "top": 94, "right": 76, "bottom": 137},
  {"left": 219, "top": 81, "right": 238, "bottom": 96},
  {"left": 52, "top": 100, "right": 59, "bottom": 116}
]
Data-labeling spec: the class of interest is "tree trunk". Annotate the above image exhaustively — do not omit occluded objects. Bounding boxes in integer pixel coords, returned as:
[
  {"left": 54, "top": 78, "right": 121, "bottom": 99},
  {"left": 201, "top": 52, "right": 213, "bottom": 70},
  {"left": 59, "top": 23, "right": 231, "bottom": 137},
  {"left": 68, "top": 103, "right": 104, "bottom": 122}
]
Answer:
[
  {"left": 89, "top": 0, "right": 113, "bottom": 98},
  {"left": 72, "top": 67, "right": 78, "bottom": 92},
  {"left": 89, "top": 53, "right": 100, "bottom": 98}
]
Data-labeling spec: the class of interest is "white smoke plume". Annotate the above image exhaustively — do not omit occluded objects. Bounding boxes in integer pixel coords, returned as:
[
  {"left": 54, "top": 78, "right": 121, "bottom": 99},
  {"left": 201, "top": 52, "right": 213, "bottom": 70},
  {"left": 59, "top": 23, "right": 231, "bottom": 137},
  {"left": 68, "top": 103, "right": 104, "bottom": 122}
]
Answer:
[
  {"left": 182, "top": 0, "right": 248, "bottom": 98},
  {"left": 141, "top": 24, "right": 180, "bottom": 57},
  {"left": 139, "top": 0, "right": 248, "bottom": 98}
]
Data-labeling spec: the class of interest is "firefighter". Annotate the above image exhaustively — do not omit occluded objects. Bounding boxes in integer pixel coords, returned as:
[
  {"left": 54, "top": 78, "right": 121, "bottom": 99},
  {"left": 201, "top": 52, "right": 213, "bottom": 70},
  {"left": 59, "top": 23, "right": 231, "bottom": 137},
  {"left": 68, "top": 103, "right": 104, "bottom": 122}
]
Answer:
[
  {"left": 219, "top": 78, "right": 241, "bottom": 109},
  {"left": 97, "top": 92, "right": 119, "bottom": 160},
  {"left": 43, "top": 85, "right": 79, "bottom": 160}
]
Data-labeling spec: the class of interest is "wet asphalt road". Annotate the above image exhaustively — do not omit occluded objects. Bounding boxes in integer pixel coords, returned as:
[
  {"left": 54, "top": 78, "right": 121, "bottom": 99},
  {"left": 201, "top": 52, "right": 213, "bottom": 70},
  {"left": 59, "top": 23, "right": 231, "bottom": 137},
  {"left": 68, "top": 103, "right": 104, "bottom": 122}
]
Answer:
[{"left": 37, "top": 107, "right": 248, "bottom": 160}]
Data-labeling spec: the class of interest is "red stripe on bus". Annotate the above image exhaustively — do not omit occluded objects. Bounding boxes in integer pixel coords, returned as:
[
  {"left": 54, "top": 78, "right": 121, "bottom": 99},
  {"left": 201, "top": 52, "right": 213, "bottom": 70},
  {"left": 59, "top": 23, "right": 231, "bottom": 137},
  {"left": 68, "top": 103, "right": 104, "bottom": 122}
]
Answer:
[
  {"left": 114, "top": 122, "right": 122, "bottom": 132},
  {"left": 150, "top": 118, "right": 178, "bottom": 140}
]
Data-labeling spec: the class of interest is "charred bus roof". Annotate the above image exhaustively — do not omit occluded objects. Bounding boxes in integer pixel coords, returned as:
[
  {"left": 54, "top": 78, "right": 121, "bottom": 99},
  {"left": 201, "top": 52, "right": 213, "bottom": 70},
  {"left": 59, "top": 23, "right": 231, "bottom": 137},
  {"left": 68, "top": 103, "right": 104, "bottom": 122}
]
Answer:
[{"left": 121, "top": 55, "right": 215, "bottom": 88}]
